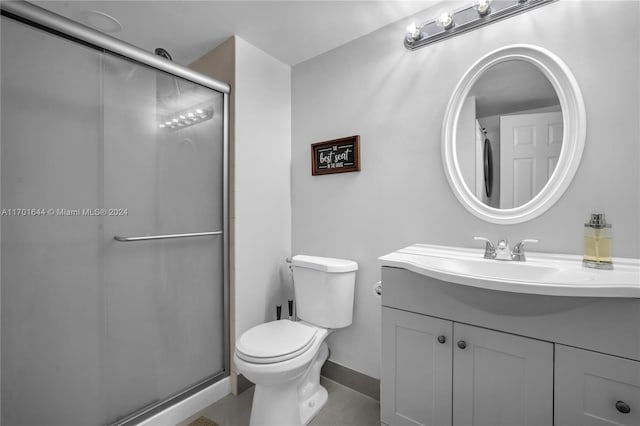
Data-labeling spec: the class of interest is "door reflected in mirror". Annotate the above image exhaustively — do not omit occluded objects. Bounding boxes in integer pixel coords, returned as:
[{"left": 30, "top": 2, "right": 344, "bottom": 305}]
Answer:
[{"left": 455, "top": 60, "right": 563, "bottom": 209}]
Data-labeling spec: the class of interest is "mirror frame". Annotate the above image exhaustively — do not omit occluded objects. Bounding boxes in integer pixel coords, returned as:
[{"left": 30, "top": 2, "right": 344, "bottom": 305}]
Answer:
[{"left": 442, "top": 44, "right": 586, "bottom": 224}]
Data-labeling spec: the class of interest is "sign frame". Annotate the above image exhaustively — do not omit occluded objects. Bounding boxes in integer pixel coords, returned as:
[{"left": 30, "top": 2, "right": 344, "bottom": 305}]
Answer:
[{"left": 311, "top": 135, "right": 361, "bottom": 176}]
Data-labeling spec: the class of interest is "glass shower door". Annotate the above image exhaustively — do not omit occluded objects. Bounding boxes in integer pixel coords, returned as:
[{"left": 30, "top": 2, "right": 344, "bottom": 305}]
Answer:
[
  {"left": 2, "top": 15, "right": 227, "bottom": 426},
  {"left": 1, "top": 17, "right": 105, "bottom": 426},
  {"left": 101, "top": 54, "right": 226, "bottom": 424}
]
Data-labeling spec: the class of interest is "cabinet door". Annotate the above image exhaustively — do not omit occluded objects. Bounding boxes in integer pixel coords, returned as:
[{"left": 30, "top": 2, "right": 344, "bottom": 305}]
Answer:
[
  {"left": 453, "top": 323, "right": 553, "bottom": 426},
  {"left": 555, "top": 345, "right": 640, "bottom": 426},
  {"left": 381, "top": 307, "right": 452, "bottom": 426}
]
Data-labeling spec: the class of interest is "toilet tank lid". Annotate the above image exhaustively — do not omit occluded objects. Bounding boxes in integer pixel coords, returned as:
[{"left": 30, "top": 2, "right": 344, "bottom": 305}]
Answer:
[{"left": 292, "top": 255, "right": 358, "bottom": 273}]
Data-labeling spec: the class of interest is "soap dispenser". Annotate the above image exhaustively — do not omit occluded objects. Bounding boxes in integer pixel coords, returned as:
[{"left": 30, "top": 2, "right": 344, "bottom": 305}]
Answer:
[{"left": 583, "top": 213, "right": 613, "bottom": 269}]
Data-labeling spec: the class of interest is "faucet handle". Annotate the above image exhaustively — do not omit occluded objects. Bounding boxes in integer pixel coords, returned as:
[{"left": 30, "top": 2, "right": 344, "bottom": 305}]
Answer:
[
  {"left": 473, "top": 236, "right": 496, "bottom": 259},
  {"left": 512, "top": 239, "right": 539, "bottom": 261}
]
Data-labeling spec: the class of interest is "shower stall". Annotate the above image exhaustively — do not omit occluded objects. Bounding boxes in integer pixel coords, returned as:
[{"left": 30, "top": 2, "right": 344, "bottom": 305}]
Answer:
[{"left": 1, "top": 2, "right": 229, "bottom": 425}]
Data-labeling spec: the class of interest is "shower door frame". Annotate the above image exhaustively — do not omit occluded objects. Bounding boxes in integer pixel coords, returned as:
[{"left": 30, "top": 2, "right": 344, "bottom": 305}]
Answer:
[{"left": 0, "top": 1, "right": 231, "bottom": 425}]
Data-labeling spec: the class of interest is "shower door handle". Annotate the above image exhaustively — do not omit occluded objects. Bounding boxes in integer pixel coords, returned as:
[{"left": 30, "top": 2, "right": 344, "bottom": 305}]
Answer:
[{"left": 113, "top": 230, "right": 223, "bottom": 242}]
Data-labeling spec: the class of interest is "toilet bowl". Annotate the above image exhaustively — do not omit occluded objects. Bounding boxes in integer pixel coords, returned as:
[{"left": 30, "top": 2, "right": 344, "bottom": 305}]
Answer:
[
  {"left": 234, "top": 255, "right": 357, "bottom": 426},
  {"left": 234, "top": 320, "right": 330, "bottom": 425}
]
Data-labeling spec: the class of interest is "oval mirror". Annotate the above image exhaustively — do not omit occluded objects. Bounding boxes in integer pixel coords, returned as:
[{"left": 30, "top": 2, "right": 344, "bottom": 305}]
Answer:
[{"left": 442, "top": 45, "right": 586, "bottom": 224}]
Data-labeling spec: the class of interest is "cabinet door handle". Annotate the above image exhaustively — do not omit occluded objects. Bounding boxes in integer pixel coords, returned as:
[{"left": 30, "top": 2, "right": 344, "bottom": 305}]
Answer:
[
  {"left": 437, "top": 335, "right": 446, "bottom": 344},
  {"left": 457, "top": 340, "right": 467, "bottom": 350},
  {"left": 616, "top": 400, "right": 631, "bottom": 414}
]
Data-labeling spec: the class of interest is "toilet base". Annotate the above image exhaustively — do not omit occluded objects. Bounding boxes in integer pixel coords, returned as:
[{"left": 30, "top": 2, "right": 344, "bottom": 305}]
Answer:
[
  {"left": 298, "top": 342, "right": 329, "bottom": 424},
  {"left": 299, "top": 384, "right": 328, "bottom": 425},
  {"left": 250, "top": 382, "right": 301, "bottom": 426},
  {"left": 247, "top": 341, "right": 330, "bottom": 426}
]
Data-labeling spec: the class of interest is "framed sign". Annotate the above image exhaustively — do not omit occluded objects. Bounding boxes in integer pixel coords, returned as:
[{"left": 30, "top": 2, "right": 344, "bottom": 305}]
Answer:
[{"left": 311, "top": 135, "right": 361, "bottom": 176}]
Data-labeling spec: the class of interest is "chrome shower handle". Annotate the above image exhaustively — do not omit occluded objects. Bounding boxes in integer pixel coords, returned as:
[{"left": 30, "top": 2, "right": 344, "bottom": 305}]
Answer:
[{"left": 114, "top": 230, "right": 222, "bottom": 242}]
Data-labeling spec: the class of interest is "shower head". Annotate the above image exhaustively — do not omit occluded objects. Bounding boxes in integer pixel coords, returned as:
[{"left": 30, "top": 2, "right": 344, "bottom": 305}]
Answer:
[{"left": 154, "top": 47, "right": 173, "bottom": 61}]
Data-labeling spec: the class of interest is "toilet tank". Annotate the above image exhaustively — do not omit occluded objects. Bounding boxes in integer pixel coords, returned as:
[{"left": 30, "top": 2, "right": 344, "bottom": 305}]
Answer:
[{"left": 291, "top": 255, "right": 358, "bottom": 329}]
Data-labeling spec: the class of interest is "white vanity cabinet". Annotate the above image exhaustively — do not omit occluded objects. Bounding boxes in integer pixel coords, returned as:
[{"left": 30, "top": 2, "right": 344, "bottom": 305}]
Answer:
[
  {"left": 381, "top": 307, "right": 553, "bottom": 426},
  {"left": 555, "top": 345, "right": 640, "bottom": 426},
  {"left": 452, "top": 323, "right": 553, "bottom": 426},
  {"left": 380, "top": 266, "right": 640, "bottom": 426},
  {"left": 380, "top": 307, "right": 452, "bottom": 426}
]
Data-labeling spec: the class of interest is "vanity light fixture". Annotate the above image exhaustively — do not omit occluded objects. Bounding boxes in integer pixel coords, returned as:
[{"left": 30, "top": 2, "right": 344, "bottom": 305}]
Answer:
[{"left": 404, "top": 0, "right": 556, "bottom": 50}]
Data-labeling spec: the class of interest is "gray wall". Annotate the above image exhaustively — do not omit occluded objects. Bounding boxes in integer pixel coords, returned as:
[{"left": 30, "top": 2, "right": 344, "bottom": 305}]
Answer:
[
  {"left": 233, "top": 37, "right": 292, "bottom": 339},
  {"left": 191, "top": 36, "right": 292, "bottom": 392},
  {"left": 291, "top": 0, "right": 640, "bottom": 378}
]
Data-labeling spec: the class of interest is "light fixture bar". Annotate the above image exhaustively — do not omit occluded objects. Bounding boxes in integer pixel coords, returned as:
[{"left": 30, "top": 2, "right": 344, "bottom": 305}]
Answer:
[{"left": 405, "top": 0, "right": 557, "bottom": 50}]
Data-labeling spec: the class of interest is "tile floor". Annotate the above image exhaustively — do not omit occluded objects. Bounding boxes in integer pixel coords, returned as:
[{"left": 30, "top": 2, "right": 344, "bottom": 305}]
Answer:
[{"left": 178, "top": 377, "right": 380, "bottom": 426}]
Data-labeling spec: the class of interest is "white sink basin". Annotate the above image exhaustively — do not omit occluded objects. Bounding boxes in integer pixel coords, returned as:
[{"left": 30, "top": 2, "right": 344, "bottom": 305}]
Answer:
[{"left": 379, "top": 244, "right": 640, "bottom": 298}]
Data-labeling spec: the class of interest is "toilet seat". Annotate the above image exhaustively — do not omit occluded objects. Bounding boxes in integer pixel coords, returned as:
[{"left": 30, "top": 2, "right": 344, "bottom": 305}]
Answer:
[{"left": 236, "top": 320, "right": 318, "bottom": 364}]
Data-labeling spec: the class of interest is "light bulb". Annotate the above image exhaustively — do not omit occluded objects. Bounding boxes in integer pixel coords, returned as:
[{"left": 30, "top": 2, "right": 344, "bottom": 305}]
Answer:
[
  {"left": 476, "top": 0, "right": 491, "bottom": 16},
  {"left": 437, "top": 12, "right": 454, "bottom": 30},
  {"left": 406, "top": 22, "right": 421, "bottom": 41}
]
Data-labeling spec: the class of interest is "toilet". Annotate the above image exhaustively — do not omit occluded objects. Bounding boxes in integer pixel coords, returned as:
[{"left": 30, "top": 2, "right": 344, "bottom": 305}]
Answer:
[{"left": 234, "top": 255, "right": 358, "bottom": 426}]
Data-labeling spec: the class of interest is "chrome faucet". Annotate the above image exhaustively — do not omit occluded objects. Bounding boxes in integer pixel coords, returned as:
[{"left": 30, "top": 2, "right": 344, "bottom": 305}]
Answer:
[
  {"left": 495, "top": 239, "right": 512, "bottom": 260},
  {"left": 474, "top": 237, "right": 538, "bottom": 261},
  {"left": 511, "top": 239, "right": 539, "bottom": 262},
  {"left": 473, "top": 236, "right": 496, "bottom": 259}
]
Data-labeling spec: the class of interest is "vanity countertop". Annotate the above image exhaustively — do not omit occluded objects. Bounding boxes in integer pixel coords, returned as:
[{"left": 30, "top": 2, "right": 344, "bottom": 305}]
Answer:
[{"left": 379, "top": 244, "right": 640, "bottom": 298}]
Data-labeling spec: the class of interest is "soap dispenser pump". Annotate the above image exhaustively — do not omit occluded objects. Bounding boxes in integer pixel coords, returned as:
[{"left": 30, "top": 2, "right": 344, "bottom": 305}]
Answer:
[{"left": 583, "top": 213, "right": 613, "bottom": 270}]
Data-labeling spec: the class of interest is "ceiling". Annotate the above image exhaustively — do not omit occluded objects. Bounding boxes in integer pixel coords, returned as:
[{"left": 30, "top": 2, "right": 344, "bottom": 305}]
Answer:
[
  {"left": 32, "top": 1, "right": 443, "bottom": 67},
  {"left": 470, "top": 60, "right": 560, "bottom": 118}
]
